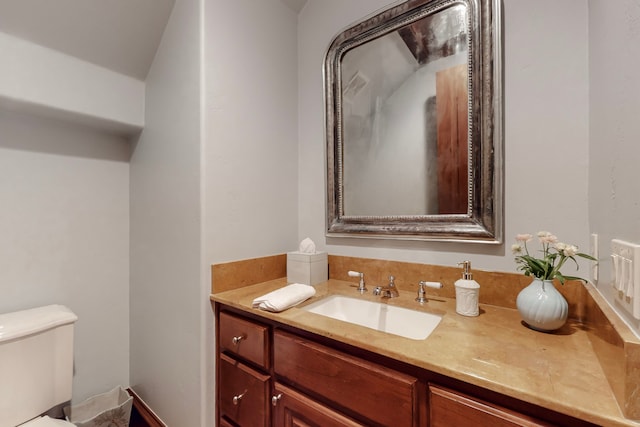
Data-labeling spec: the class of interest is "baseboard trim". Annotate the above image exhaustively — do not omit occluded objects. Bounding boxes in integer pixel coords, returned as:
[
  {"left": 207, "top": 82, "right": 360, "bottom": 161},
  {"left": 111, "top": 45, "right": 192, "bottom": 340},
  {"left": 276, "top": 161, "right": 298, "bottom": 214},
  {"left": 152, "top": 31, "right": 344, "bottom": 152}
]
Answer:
[{"left": 127, "top": 388, "right": 166, "bottom": 427}]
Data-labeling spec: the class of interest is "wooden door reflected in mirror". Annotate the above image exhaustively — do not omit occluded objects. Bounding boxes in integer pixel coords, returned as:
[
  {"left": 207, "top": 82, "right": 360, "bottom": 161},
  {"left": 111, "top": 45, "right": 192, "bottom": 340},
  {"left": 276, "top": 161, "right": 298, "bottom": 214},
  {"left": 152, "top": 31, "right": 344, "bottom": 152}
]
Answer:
[{"left": 436, "top": 63, "right": 469, "bottom": 214}]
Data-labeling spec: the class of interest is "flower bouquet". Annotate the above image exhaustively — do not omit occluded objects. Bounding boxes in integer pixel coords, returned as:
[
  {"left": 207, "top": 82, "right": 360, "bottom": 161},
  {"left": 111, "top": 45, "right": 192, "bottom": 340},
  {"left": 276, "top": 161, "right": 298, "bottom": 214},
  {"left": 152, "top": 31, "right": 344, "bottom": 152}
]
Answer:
[{"left": 511, "top": 231, "right": 596, "bottom": 284}]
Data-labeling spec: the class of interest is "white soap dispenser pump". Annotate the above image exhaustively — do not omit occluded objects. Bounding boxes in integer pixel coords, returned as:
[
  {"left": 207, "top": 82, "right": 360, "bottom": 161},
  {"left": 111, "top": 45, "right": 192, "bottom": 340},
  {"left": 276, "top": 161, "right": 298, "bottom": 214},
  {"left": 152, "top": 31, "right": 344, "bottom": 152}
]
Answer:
[{"left": 455, "top": 260, "right": 480, "bottom": 317}]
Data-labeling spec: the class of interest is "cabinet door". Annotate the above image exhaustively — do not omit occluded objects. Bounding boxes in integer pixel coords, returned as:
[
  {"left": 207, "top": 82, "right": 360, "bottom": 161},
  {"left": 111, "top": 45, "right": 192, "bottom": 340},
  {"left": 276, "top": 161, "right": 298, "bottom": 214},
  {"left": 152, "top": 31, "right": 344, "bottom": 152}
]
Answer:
[
  {"left": 274, "top": 330, "right": 419, "bottom": 427},
  {"left": 219, "top": 353, "right": 270, "bottom": 427},
  {"left": 429, "top": 384, "right": 555, "bottom": 427},
  {"left": 273, "top": 382, "right": 365, "bottom": 427}
]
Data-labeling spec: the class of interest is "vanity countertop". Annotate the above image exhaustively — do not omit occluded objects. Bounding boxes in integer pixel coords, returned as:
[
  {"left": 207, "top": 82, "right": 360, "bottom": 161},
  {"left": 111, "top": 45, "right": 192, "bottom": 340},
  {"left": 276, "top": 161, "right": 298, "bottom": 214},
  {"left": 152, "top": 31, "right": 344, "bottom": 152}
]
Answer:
[{"left": 211, "top": 278, "right": 639, "bottom": 427}]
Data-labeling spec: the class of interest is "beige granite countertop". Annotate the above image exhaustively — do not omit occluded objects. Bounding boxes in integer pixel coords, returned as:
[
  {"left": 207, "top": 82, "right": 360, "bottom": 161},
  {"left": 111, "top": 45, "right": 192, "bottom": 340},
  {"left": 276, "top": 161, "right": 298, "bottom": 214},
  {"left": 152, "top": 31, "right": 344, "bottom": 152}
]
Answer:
[{"left": 211, "top": 278, "right": 640, "bottom": 427}]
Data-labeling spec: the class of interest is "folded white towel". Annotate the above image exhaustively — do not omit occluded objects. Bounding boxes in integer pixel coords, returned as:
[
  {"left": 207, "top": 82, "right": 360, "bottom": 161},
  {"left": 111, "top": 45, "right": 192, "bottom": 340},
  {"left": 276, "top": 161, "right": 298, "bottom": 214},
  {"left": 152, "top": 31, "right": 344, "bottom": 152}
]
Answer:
[{"left": 252, "top": 283, "right": 316, "bottom": 312}]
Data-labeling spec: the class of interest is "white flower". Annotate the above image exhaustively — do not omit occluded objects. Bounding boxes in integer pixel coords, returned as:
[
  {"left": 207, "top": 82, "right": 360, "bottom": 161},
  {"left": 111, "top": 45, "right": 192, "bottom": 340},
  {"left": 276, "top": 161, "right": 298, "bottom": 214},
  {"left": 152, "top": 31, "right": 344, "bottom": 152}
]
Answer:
[
  {"left": 538, "top": 231, "right": 558, "bottom": 244},
  {"left": 514, "top": 231, "right": 594, "bottom": 283},
  {"left": 563, "top": 245, "right": 578, "bottom": 257},
  {"left": 555, "top": 242, "right": 567, "bottom": 251}
]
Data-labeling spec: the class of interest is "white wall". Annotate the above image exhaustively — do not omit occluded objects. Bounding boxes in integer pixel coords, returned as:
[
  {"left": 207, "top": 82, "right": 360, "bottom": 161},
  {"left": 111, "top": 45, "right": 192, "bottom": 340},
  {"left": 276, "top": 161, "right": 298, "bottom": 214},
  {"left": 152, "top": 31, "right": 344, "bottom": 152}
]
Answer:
[
  {"left": 0, "top": 109, "right": 130, "bottom": 402},
  {"left": 202, "top": 3, "right": 298, "bottom": 425},
  {"left": 204, "top": 0, "right": 299, "bottom": 264},
  {"left": 589, "top": 0, "right": 640, "bottom": 336},
  {"left": 203, "top": 4, "right": 298, "bottom": 424},
  {"left": 298, "top": 0, "right": 590, "bottom": 274},
  {"left": 129, "top": 0, "right": 204, "bottom": 425},
  {"left": 0, "top": 31, "right": 144, "bottom": 135}
]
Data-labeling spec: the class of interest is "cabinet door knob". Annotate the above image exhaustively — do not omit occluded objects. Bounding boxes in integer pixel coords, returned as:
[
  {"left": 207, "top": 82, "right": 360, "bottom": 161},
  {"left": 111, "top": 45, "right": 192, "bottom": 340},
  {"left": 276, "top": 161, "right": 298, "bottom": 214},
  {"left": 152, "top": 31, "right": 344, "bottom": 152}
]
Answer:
[
  {"left": 232, "top": 391, "right": 247, "bottom": 405},
  {"left": 232, "top": 335, "right": 245, "bottom": 345},
  {"left": 271, "top": 393, "right": 283, "bottom": 406}
]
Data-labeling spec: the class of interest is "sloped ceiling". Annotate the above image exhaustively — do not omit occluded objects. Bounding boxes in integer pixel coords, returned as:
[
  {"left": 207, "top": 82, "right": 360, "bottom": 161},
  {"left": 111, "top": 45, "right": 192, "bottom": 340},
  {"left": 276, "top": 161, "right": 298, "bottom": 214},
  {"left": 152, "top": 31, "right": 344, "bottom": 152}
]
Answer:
[
  {"left": 0, "top": 0, "right": 306, "bottom": 81},
  {"left": 0, "top": 0, "right": 174, "bottom": 80}
]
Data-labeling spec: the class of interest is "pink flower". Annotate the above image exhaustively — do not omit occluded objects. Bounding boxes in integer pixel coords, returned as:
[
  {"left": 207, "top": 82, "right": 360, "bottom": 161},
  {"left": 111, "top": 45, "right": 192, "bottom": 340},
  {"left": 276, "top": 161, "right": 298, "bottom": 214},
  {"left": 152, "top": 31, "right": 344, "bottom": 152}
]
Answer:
[{"left": 515, "top": 233, "right": 533, "bottom": 242}]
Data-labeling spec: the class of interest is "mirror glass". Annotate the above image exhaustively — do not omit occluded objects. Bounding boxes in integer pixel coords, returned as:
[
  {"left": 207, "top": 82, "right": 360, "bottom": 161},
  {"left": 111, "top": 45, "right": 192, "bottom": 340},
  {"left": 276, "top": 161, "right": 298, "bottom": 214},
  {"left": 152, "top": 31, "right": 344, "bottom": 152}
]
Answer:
[
  {"left": 342, "top": 4, "right": 468, "bottom": 217},
  {"left": 325, "top": 0, "right": 503, "bottom": 242}
]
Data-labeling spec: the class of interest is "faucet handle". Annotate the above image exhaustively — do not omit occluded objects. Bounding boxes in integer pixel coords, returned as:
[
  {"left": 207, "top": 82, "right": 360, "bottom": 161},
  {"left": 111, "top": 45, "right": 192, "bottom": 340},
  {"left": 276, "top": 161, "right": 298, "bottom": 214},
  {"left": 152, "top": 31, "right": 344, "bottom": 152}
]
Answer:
[
  {"left": 420, "top": 281, "right": 443, "bottom": 289},
  {"left": 416, "top": 281, "right": 443, "bottom": 303},
  {"left": 348, "top": 270, "right": 367, "bottom": 293}
]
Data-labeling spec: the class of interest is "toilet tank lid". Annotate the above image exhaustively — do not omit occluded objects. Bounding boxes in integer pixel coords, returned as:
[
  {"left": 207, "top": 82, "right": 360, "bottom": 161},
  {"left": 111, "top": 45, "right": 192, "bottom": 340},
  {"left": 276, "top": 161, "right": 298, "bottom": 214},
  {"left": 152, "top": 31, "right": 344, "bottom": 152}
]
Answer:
[{"left": 0, "top": 305, "right": 78, "bottom": 343}]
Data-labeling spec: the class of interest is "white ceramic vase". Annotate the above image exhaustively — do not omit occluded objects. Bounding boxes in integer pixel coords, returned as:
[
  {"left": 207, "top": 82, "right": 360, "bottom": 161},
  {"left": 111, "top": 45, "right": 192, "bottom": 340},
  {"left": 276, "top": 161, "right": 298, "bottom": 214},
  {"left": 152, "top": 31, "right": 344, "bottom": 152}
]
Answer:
[{"left": 516, "top": 278, "right": 568, "bottom": 332}]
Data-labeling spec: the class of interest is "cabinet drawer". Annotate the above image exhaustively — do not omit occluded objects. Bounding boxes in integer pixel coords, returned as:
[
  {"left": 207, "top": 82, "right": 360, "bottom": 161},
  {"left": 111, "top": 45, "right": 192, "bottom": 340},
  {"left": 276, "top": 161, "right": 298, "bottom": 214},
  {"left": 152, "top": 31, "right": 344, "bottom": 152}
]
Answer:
[
  {"left": 219, "top": 353, "right": 270, "bottom": 427},
  {"left": 429, "top": 384, "right": 553, "bottom": 427},
  {"left": 219, "top": 311, "right": 269, "bottom": 368},
  {"left": 274, "top": 330, "right": 418, "bottom": 427}
]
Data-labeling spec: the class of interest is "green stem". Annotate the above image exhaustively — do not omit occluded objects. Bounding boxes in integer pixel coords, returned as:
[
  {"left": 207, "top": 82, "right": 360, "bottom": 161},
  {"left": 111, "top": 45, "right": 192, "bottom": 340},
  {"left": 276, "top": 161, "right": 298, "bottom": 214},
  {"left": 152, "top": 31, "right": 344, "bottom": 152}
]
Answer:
[{"left": 549, "top": 255, "right": 567, "bottom": 280}]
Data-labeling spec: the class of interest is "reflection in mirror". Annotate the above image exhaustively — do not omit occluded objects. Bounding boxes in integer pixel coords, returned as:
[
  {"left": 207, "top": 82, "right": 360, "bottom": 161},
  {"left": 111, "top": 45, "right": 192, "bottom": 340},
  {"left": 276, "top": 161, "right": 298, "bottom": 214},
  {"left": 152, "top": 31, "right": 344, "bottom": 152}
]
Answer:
[
  {"left": 342, "top": 4, "right": 469, "bottom": 216},
  {"left": 326, "top": 0, "right": 502, "bottom": 242}
]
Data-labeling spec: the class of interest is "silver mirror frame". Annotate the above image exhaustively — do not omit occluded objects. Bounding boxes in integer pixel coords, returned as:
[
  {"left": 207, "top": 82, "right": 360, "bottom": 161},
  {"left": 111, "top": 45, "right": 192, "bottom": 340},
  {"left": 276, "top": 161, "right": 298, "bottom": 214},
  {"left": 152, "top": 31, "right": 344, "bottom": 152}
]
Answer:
[{"left": 325, "top": 0, "right": 503, "bottom": 243}]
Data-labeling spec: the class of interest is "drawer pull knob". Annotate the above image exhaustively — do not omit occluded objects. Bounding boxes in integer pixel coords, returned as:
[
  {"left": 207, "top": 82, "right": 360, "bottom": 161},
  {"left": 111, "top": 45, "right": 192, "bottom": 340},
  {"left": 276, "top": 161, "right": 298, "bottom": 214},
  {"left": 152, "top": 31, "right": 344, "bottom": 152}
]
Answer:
[
  {"left": 232, "top": 335, "right": 245, "bottom": 345},
  {"left": 232, "top": 391, "right": 247, "bottom": 405},
  {"left": 271, "top": 393, "right": 283, "bottom": 406}
]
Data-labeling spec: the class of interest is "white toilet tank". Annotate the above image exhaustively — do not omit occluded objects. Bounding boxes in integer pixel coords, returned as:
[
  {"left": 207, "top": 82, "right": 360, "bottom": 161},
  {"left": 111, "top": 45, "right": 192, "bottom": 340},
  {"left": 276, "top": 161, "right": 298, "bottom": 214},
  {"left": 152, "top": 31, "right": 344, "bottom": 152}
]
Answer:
[{"left": 0, "top": 305, "right": 78, "bottom": 427}]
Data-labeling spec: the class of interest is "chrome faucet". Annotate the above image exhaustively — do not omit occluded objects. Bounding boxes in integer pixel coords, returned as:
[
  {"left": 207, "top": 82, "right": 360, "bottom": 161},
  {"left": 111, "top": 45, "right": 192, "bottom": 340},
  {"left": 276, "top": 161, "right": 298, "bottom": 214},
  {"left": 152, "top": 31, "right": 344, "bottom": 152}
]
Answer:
[{"left": 373, "top": 275, "right": 399, "bottom": 298}]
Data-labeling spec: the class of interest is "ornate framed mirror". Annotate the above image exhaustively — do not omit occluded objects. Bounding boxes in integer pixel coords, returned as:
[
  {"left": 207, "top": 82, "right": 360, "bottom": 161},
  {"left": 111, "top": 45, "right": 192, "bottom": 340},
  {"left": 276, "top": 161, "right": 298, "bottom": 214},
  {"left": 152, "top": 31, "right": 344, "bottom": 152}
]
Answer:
[{"left": 325, "top": 0, "right": 503, "bottom": 242}]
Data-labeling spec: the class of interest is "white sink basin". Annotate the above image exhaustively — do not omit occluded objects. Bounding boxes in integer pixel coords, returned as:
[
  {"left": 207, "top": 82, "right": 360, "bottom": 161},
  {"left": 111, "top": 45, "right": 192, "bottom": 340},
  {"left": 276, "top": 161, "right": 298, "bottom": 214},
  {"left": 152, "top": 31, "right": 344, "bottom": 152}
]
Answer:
[{"left": 302, "top": 294, "right": 442, "bottom": 340}]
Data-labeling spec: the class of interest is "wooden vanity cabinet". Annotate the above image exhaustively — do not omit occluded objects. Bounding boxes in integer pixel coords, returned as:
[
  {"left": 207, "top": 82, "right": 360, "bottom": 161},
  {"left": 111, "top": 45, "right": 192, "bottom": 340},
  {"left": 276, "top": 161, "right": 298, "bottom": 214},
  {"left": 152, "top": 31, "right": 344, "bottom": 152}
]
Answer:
[{"left": 215, "top": 304, "right": 599, "bottom": 427}]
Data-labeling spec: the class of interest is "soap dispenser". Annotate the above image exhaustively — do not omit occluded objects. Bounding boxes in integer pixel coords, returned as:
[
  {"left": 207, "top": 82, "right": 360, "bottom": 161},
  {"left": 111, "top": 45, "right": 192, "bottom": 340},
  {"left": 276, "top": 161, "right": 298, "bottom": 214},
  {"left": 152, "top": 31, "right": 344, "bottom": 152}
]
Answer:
[{"left": 455, "top": 261, "right": 480, "bottom": 317}]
